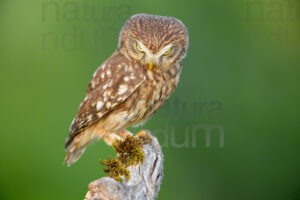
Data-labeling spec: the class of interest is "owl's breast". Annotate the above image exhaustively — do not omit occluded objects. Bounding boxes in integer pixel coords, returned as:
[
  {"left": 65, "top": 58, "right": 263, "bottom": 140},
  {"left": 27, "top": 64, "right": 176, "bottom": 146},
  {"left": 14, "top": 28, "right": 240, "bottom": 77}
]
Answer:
[{"left": 124, "top": 65, "right": 181, "bottom": 126}]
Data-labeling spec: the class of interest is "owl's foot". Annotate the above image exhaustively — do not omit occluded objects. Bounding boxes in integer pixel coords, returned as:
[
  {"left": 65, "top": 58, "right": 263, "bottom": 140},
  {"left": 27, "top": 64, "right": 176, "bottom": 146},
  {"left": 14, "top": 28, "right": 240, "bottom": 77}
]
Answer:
[
  {"left": 136, "top": 130, "right": 149, "bottom": 137},
  {"left": 117, "top": 129, "right": 133, "bottom": 139},
  {"left": 103, "top": 133, "right": 123, "bottom": 146},
  {"left": 136, "top": 130, "right": 152, "bottom": 144}
]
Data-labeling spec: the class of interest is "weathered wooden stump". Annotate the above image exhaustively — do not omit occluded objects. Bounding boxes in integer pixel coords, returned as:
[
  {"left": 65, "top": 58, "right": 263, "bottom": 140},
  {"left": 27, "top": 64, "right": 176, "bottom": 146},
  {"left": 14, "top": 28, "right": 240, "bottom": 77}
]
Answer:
[{"left": 84, "top": 132, "right": 164, "bottom": 200}]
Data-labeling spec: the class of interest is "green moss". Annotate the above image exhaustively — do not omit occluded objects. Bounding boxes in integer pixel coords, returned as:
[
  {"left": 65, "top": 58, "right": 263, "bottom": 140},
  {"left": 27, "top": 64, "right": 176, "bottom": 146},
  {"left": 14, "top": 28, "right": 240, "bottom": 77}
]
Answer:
[
  {"left": 100, "top": 134, "right": 152, "bottom": 182},
  {"left": 100, "top": 156, "right": 129, "bottom": 182}
]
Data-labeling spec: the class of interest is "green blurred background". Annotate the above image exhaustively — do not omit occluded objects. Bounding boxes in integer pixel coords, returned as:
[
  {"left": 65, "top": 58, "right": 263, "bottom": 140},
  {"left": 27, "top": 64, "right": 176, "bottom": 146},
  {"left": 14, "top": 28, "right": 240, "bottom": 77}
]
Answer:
[{"left": 1, "top": 0, "right": 300, "bottom": 199}]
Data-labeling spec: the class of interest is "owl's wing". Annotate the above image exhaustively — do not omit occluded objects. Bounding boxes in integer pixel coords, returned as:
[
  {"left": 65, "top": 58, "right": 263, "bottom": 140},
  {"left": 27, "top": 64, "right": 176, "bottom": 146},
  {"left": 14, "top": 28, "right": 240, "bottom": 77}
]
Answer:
[{"left": 65, "top": 55, "right": 145, "bottom": 149}]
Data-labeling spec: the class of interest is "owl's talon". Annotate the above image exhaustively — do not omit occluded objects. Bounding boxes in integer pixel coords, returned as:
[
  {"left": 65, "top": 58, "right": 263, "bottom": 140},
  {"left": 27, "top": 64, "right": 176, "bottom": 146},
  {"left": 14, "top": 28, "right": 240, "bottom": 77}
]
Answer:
[{"left": 136, "top": 130, "right": 149, "bottom": 137}]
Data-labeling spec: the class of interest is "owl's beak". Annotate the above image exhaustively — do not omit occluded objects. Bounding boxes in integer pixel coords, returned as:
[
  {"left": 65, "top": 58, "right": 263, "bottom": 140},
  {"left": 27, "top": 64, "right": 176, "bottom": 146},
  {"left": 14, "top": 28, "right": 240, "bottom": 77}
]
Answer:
[{"left": 148, "top": 62, "right": 154, "bottom": 70}]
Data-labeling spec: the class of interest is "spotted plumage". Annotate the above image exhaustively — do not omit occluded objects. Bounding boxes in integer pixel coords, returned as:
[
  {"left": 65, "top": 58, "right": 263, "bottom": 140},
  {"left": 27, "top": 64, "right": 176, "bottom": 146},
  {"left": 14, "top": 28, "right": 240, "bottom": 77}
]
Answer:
[{"left": 64, "top": 14, "right": 189, "bottom": 166}]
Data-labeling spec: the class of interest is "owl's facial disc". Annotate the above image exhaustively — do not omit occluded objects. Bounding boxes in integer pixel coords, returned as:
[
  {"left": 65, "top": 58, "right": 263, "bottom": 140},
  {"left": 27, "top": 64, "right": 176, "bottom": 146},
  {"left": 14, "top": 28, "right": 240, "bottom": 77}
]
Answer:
[{"left": 136, "top": 41, "right": 173, "bottom": 70}]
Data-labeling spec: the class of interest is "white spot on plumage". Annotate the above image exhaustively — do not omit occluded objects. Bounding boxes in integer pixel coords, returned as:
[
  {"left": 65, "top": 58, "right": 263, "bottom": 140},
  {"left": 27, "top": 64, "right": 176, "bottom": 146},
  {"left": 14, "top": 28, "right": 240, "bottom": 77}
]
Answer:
[
  {"left": 96, "top": 101, "right": 104, "bottom": 110},
  {"left": 108, "top": 80, "right": 113, "bottom": 87},
  {"left": 106, "top": 102, "right": 111, "bottom": 108},
  {"left": 106, "top": 70, "right": 111, "bottom": 76},
  {"left": 124, "top": 65, "right": 128, "bottom": 72},
  {"left": 84, "top": 97, "right": 88, "bottom": 101},
  {"left": 87, "top": 115, "right": 92, "bottom": 121},
  {"left": 118, "top": 84, "right": 128, "bottom": 95},
  {"left": 101, "top": 73, "right": 105, "bottom": 79},
  {"left": 103, "top": 83, "right": 108, "bottom": 89},
  {"left": 93, "top": 71, "right": 97, "bottom": 78},
  {"left": 104, "top": 96, "right": 108, "bottom": 102},
  {"left": 124, "top": 76, "right": 129, "bottom": 81}
]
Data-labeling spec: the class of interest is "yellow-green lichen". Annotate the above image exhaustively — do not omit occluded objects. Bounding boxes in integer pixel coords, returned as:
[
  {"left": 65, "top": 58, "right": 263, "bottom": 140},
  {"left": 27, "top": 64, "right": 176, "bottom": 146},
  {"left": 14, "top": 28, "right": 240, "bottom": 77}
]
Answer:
[{"left": 100, "top": 134, "right": 152, "bottom": 182}]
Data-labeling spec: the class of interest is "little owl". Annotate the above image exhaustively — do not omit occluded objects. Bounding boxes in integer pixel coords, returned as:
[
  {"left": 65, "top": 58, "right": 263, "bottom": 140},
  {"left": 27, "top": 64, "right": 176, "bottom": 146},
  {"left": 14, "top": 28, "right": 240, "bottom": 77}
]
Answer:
[{"left": 64, "top": 14, "right": 189, "bottom": 166}]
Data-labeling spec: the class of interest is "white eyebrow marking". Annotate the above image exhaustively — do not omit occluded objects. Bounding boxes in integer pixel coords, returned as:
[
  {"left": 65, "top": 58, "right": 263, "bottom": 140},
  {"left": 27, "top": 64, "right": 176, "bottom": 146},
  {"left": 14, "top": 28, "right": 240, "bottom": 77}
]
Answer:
[
  {"left": 103, "top": 83, "right": 108, "bottom": 89},
  {"left": 137, "top": 40, "right": 173, "bottom": 64},
  {"left": 106, "top": 102, "right": 111, "bottom": 108},
  {"left": 157, "top": 44, "right": 173, "bottom": 56},
  {"left": 137, "top": 41, "right": 148, "bottom": 52}
]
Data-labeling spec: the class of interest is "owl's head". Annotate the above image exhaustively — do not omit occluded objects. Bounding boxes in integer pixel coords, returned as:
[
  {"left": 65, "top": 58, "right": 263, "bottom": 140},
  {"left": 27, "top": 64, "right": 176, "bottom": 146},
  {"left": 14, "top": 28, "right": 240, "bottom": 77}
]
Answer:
[{"left": 118, "top": 14, "right": 189, "bottom": 71}]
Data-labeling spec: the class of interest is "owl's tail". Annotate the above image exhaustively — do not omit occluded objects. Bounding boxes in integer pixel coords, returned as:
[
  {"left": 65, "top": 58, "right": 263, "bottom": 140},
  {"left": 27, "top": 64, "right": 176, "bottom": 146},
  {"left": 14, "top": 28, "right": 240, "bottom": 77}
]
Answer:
[
  {"left": 64, "top": 126, "right": 108, "bottom": 166},
  {"left": 64, "top": 128, "right": 123, "bottom": 166},
  {"left": 64, "top": 141, "right": 86, "bottom": 167}
]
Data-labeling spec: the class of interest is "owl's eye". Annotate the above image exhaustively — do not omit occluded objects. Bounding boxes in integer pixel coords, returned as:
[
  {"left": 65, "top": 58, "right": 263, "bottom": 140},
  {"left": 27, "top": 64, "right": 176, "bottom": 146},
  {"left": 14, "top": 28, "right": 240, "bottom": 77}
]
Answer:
[
  {"left": 136, "top": 43, "right": 144, "bottom": 53},
  {"left": 164, "top": 48, "right": 172, "bottom": 55}
]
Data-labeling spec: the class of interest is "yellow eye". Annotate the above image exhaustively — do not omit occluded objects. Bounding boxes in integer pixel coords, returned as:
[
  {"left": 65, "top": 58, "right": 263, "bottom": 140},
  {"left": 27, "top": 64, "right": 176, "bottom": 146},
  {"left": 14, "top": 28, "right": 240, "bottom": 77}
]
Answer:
[
  {"left": 136, "top": 43, "right": 144, "bottom": 52},
  {"left": 164, "top": 48, "right": 172, "bottom": 55}
]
